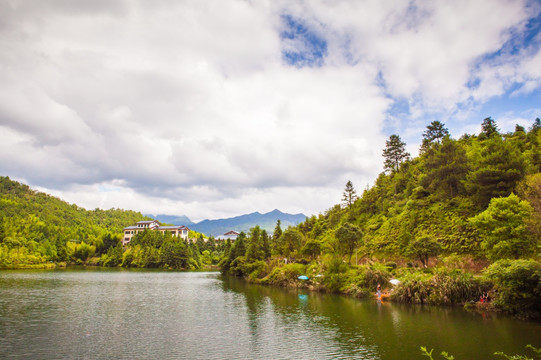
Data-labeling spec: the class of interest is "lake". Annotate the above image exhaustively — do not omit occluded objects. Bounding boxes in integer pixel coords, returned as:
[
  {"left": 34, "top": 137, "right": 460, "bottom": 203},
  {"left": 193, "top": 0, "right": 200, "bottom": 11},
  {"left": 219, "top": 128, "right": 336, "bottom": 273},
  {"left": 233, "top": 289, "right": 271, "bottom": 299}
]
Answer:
[{"left": 0, "top": 269, "right": 539, "bottom": 359}]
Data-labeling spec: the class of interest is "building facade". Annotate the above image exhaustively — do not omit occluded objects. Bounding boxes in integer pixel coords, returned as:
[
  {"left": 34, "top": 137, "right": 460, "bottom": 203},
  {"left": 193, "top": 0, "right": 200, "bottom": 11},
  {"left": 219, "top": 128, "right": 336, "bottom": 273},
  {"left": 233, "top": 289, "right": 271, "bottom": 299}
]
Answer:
[{"left": 122, "top": 220, "right": 190, "bottom": 245}]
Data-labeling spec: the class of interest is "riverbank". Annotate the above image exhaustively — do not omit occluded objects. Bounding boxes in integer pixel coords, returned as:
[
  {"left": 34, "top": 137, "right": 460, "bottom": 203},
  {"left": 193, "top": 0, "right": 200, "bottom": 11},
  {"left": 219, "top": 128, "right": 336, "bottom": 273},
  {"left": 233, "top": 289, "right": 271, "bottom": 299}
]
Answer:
[{"left": 226, "top": 255, "right": 541, "bottom": 320}]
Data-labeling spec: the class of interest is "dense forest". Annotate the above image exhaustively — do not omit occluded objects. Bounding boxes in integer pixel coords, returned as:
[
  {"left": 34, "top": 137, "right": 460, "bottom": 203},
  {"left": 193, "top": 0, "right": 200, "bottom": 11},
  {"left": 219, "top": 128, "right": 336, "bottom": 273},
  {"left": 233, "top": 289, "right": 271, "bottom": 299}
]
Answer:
[
  {"left": 220, "top": 117, "right": 541, "bottom": 319},
  {"left": 0, "top": 177, "right": 221, "bottom": 269}
]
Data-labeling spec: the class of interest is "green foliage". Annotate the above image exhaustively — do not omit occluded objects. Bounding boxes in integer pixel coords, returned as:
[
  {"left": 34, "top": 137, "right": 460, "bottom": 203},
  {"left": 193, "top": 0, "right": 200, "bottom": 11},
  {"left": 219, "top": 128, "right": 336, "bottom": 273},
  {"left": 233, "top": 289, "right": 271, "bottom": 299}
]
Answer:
[
  {"left": 421, "top": 345, "right": 541, "bottom": 360},
  {"left": 246, "top": 226, "right": 264, "bottom": 262},
  {"left": 321, "top": 257, "right": 350, "bottom": 293},
  {"left": 342, "top": 180, "right": 358, "bottom": 209},
  {"left": 421, "top": 137, "right": 468, "bottom": 198},
  {"left": 485, "top": 259, "right": 541, "bottom": 319},
  {"left": 465, "top": 136, "right": 525, "bottom": 209},
  {"left": 406, "top": 236, "right": 442, "bottom": 268},
  {"left": 301, "top": 239, "right": 322, "bottom": 259},
  {"left": 259, "top": 262, "right": 307, "bottom": 286},
  {"left": 0, "top": 176, "right": 149, "bottom": 268},
  {"left": 159, "top": 238, "right": 190, "bottom": 269},
  {"left": 470, "top": 194, "right": 535, "bottom": 260},
  {"left": 391, "top": 268, "right": 484, "bottom": 305},
  {"left": 66, "top": 241, "right": 96, "bottom": 262},
  {"left": 480, "top": 117, "right": 500, "bottom": 140},
  {"left": 383, "top": 134, "right": 410, "bottom": 173},
  {"left": 420, "top": 346, "right": 455, "bottom": 360},
  {"left": 275, "top": 228, "right": 304, "bottom": 257},
  {"left": 335, "top": 222, "right": 363, "bottom": 263},
  {"left": 362, "top": 262, "right": 392, "bottom": 290}
]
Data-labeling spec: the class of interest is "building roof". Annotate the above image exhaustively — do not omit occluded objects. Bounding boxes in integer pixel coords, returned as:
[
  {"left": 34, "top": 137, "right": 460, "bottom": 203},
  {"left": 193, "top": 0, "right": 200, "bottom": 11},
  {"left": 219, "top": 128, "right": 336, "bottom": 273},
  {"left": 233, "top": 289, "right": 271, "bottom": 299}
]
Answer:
[
  {"left": 159, "top": 225, "right": 190, "bottom": 230},
  {"left": 216, "top": 230, "right": 240, "bottom": 240}
]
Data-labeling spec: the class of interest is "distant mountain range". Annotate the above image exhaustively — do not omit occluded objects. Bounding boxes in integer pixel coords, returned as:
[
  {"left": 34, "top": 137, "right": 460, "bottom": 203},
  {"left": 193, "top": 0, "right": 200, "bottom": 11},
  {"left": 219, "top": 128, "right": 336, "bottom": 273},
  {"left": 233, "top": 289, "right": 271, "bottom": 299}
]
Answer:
[{"left": 146, "top": 209, "right": 307, "bottom": 237}]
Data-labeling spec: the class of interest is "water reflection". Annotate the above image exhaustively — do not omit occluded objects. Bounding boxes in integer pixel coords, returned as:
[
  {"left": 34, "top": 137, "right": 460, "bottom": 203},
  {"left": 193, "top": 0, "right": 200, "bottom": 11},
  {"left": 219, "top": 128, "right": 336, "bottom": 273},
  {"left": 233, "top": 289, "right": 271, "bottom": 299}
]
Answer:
[
  {"left": 0, "top": 270, "right": 539, "bottom": 360},
  {"left": 219, "top": 274, "right": 541, "bottom": 360}
]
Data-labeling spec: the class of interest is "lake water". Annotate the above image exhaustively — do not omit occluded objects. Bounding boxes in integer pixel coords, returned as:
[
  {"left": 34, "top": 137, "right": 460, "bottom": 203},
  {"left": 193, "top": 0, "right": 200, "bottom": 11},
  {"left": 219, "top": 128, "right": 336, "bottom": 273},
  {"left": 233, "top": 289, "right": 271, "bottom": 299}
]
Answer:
[{"left": 0, "top": 269, "right": 539, "bottom": 359}]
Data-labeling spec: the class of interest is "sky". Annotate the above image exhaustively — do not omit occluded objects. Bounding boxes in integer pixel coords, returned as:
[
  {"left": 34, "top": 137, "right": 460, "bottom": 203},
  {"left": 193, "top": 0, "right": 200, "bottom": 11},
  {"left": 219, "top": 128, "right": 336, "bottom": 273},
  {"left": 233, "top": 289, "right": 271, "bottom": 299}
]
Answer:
[{"left": 1, "top": 0, "right": 541, "bottom": 222}]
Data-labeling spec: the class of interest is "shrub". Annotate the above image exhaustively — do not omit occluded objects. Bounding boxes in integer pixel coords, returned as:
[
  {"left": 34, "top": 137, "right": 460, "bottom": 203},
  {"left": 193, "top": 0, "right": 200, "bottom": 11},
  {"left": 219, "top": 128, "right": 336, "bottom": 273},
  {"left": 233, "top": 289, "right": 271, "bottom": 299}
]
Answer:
[
  {"left": 322, "top": 257, "right": 350, "bottom": 293},
  {"left": 485, "top": 259, "right": 541, "bottom": 319},
  {"left": 259, "top": 263, "right": 306, "bottom": 286},
  {"left": 391, "top": 268, "right": 484, "bottom": 305},
  {"left": 246, "top": 260, "right": 267, "bottom": 282},
  {"left": 363, "top": 262, "right": 392, "bottom": 290}
]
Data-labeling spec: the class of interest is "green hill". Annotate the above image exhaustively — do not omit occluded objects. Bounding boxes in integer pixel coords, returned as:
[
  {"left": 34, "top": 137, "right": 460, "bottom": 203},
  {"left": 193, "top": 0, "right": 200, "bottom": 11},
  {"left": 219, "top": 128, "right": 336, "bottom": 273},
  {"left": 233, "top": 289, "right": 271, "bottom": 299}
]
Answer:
[
  {"left": 220, "top": 117, "right": 541, "bottom": 318},
  {"left": 296, "top": 117, "right": 541, "bottom": 261},
  {"left": 0, "top": 176, "right": 149, "bottom": 268}
]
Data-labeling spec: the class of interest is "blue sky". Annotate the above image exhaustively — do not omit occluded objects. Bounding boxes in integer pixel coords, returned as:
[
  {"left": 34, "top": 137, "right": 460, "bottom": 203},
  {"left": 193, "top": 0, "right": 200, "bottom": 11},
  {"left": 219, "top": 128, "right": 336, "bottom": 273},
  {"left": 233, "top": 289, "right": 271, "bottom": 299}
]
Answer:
[{"left": 0, "top": 0, "right": 540, "bottom": 221}]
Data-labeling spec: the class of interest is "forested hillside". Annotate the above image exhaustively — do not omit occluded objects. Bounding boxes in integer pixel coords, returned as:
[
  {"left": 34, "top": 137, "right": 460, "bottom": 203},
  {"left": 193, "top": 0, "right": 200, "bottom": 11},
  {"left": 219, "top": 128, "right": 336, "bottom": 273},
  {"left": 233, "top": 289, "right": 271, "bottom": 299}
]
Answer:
[
  {"left": 220, "top": 117, "right": 541, "bottom": 318},
  {"left": 0, "top": 177, "right": 149, "bottom": 267},
  {"left": 0, "top": 176, "right": 223, "bottom": 270},
  {"left": 299, "top": 117, "right": 541, "bottom": 261}
]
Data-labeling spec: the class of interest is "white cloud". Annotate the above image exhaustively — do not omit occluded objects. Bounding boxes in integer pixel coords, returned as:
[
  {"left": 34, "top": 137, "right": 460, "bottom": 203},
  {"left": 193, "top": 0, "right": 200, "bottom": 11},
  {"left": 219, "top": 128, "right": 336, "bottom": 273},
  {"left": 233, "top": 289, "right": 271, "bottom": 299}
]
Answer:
[{"left": 0, "top": 0, "right": 540, "bottom": 220}]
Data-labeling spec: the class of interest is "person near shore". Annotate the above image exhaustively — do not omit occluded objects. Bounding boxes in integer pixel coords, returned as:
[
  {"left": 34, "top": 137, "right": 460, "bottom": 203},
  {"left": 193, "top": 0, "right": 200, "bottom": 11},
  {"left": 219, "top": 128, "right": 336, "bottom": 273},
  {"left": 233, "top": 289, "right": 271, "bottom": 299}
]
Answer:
[{"left": 376, "top": 283, "right": 382, "bottom": 298}]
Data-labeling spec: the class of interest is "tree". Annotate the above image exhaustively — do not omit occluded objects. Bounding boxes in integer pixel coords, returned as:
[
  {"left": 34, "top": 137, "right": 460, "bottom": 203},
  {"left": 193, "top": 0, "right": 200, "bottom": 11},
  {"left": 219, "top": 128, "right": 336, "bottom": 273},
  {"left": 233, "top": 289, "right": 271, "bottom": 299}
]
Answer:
[
  {"left": 0, "top": 218, "right": 4, "bottom": 243},
  {"left": 272, "top": 220, "right": 282, "bottom": 253},
  {"left": 421, "top": 121, "right": 449, "bottom": 151},
  {"left": 383, "top": 134, "right": 410, "bottom": 173},
  {"left": 469, "top": 193, "right": 534, "bottom": 261},
  {"left": 261, "top": 229, "right": 271, "bottom": 260},
  {"left": 465, "top": 136, "right": 525, "bottom": 208},
  {"left": 479, "top": 117, "right": 499, "bottom": 139},
  {"left": 485, "top": 259, "right": 541, "bottom": 318},
  {"left": 100, "top": 233, "right": 120, "bottom": 254},
  {"left": 422, "top": 137, "right": 468, "bottom": 198},
  {"left": 529, "top": 117, "right": 541, "bottom": 133},
  {"left": 246, "top": 226, "right": 263, "bottom": 262},
  {"left": 335, "top": 222, "right": 363, "bottom": 264},
  {"left": 342, "top": 180, "right": 358, "bottom": 209},
  {"left": 159, "top": 238, "right": 189, "bottom": 269},
  {"left": 301, "top": 239, "right": 322, "bottom": 260},
  {"left": 406, "top": 236, "right": 441, "bottom": 268},
  {"left": 515, "top": 124, "right": 526, "bottom": 134},
  {"left": 277, "top": 228, "right": 303, "bottom": 257}
]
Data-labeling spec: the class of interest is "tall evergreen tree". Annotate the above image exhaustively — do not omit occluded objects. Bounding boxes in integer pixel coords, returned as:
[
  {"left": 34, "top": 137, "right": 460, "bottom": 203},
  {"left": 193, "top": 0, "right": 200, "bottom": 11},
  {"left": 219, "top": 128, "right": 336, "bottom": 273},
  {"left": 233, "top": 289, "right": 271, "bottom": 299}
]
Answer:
[
  {"left": 383, "top": 134, "right": 410, "bottom": 172},
  {"left": 480, "top": 117, "right": 499, "bottom": 139},
  {"left": 342, "top": 180, "right": 358, "bottom": 209},
  {"left": 466, "top": 136, "right": 525, "bottom": 208},
  {"left": 421, "top": 121, "right": 449, "bottom": 152},
  {"left": 246, "top": 226, "right": 263, "bottom": 262},
  {"left": 261, "top": 229, "right": 271, "bottom": 260},
  {"left": 422, "top": 137, "right": 468, "bottom": 198},
  {"left": 272, "top": 220, "right": 282, "bottom": 253}
]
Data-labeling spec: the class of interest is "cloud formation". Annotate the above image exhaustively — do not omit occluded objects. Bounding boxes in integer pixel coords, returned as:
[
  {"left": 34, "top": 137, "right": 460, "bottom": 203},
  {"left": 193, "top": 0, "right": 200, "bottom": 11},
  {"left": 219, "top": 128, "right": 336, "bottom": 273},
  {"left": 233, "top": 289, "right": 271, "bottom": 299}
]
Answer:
[{"left": 0, "top": 0, "right": 540, "bottom": 220}]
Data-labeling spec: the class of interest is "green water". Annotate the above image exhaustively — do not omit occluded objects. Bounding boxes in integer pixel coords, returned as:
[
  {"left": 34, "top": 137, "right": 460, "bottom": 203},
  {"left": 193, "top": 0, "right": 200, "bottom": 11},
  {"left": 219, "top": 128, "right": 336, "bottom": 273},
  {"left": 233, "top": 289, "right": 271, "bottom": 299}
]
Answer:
[{"left": 0, "top": 269, "right": 539, "bottom": 359}]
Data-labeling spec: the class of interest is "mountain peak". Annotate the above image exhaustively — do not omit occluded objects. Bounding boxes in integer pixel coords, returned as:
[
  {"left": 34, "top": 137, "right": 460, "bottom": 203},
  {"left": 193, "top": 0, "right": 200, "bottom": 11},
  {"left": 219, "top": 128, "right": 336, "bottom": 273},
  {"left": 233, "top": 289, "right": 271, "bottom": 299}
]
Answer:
[{"left": 149, "top": 209, "right": 306, "bottom": 237}]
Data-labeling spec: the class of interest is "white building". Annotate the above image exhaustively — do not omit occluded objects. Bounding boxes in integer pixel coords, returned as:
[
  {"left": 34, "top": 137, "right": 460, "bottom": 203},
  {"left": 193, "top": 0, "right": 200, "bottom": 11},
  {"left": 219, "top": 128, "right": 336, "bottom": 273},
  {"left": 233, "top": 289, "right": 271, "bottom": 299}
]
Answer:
[
  {"left": 215, "top": 230, "right": 240, "bottom": 241},
  {"left": 122, "top": 220, "right": 190, "bottom": 245}
]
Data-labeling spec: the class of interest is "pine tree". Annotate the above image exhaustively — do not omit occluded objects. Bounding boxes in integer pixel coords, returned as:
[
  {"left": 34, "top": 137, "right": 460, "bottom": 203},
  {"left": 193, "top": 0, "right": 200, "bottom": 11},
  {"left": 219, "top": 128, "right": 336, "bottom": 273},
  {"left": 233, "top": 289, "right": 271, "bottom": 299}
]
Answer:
[
  {"left": 272, "top": 220, "right": 282, "bottom": 243},
  {"left": 479, "top": 117, "right": 499, "bottom": 139},
  {"left": 342, "top": 180, "right": 358, "bottom": 209},
  {"left": 421, "top": 121, "right": 449, "bottom": 151},
  {"left": 383, "top": 134, "right": 410, "bottom": 172}
]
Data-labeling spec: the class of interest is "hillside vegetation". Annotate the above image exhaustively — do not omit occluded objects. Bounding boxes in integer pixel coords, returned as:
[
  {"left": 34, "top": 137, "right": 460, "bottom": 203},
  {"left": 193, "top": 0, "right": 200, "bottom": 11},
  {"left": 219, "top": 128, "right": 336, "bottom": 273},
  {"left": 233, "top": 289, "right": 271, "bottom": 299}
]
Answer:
[
  {"left": 0, "top": 177, "right": 150, "bottom": 267},
  {"left": 220, "top": 117, "right": 541, "bottom": 319},
  {"left": 0, "top": 177, "right": 223, "bottom": 270}
]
